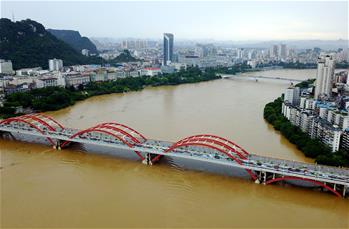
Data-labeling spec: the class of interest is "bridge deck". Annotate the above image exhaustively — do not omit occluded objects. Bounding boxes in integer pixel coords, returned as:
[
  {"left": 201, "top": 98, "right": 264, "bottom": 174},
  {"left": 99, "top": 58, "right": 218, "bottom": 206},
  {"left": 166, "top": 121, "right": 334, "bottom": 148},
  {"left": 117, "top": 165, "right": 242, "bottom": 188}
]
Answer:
[{"left": 1, "top": 124, "right": 348, "bottom": 187}]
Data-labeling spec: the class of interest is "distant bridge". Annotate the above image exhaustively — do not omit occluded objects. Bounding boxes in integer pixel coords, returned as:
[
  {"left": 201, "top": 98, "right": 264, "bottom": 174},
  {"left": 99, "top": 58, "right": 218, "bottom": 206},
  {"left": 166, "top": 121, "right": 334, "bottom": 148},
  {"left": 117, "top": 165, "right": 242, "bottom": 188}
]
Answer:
[
  {"left": 1, "top": 113, "right": 348, "bottom": 198},
  {"left": 222, "top": 75, "right": 304, "bottom": 83}
]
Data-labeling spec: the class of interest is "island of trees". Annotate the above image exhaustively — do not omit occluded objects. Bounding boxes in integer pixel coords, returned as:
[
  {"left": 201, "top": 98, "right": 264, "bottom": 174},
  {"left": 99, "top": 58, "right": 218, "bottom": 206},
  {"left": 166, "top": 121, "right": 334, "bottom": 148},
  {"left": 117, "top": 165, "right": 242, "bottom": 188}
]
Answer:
[
  {"left": 0, "top": 67, "right": 220, "bottom": 118},
  {"left": 263, "top": 80, "right": 349, "bottom": 167}
]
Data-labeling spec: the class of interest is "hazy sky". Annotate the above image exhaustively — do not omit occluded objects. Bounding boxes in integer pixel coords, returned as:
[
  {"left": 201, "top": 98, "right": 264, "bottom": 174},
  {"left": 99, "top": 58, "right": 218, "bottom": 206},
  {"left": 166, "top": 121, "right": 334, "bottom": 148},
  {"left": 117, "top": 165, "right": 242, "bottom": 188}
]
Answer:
[{"left": 1, "top": 1, "right": 348, "bottom": 40}]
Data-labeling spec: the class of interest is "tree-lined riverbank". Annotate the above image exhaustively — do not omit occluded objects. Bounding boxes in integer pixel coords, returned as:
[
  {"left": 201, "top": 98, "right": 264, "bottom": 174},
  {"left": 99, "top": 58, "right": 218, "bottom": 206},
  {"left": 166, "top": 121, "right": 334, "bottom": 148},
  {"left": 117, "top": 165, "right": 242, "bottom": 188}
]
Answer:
[
  {"left": 264, "top": 97, "right": 349, "bottom": 167},
  {"left": 0, "top": 67, "right": 220, "bottom": 118}
]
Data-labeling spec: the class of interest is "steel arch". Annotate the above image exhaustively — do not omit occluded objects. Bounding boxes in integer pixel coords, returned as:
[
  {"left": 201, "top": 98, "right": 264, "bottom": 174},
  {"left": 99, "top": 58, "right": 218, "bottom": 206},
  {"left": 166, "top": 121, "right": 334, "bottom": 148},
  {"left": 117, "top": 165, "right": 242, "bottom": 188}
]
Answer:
[
  {"left": 0, "top": 117, "right": 56, "bottom": 145},
  {"left": 154, "top": 137, "right": 257, "bottom": 180},
  {"left": 95, "top": 122, "right": 146, "bottom": 142},
  {"left": 60, "top": 127, "right": 144, "bottom": 160},
  {"left": 94, "top": 123, "right": 146, "bottom": 144},
  {"left": 21, "top": 115, "right": 56, "bottom": 131},
  {"left": 177, "top": 134, "right": 250, "bottom": 157},
  {"left": 266, "top": 176, "right": 342, "bottom": 197},
  {"left": 6, "top": 113, "right": 64, "bottom": 132},
  {"left": 31, "top": 113, "right": 65, "bottom": 129},
  {"left": 175, "top": 136, "right": 247, "bottom": 160}
]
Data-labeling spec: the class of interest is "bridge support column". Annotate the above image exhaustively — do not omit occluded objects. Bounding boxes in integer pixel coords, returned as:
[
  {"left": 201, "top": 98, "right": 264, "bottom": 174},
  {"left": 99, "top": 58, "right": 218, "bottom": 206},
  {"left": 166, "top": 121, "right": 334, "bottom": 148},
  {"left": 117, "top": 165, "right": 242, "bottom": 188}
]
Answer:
[
  {"left": 263, "top": 172, "right": 267, "bottom": 185},
  {"left": 53, "top": 140, "right": 61, "bottom": 150},
  {"left": 254, "top": 171, "right": 261, "bottom": 184},
  {"left": 142, "top": 153, "right": 153, "bottom": 166},
  {"left": 343, "top": 186, "right": 347, "bottom": 198},
  {"left": 258, "top": 171, "right": 262, "bottom": 181}
]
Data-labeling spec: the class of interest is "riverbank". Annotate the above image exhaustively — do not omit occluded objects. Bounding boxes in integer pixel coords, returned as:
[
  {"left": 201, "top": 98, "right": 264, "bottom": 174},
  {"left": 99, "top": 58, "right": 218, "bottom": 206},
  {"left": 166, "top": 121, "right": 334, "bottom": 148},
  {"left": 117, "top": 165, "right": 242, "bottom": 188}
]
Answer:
[
  {"left": 263, "top": 94, "right": 349, "bottom": 167},
  {"left": 0, "top": 66, "right": 220, "bottom": 118}
]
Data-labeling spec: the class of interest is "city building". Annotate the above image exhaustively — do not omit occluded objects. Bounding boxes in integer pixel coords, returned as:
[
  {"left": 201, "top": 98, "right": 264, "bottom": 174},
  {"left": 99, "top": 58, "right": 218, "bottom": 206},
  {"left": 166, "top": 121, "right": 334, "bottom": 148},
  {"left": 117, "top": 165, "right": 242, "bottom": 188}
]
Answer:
[
  {"left": 163, "top": 33, "right": 174, "bottom": 65},
  {"left": 36, "top": 77, "right": 59, "bottom": 88},
  {"left": 310, "top": 118, "right": 341, "bottom": 152},
  {"left": 279, "top": 44, "right": 287, "bottom": 59},
  {"left": 282, "top": 102, "right": 342, "bottom": 152},
  {"left": 340, "top": 129, "right": 349, "bottom": 152},
  {"left": 141, "top": 67, "right": 162, "bottom": 76},
  {"left": 314, "top": 54, "right": 335, "bottom": 99},
  {"left": 284, "top": 86, "right": 300, "bottom": 105},
  {"left": 0, "top": 59, "right": 13, "bottom": 74},
  {"left": 65, "top": 73, "right": 90, "bottom": 87},
  {"left": 270, "top": 45, "right": 279, "bottom": 58},
  {"left": 48, "top": 59, "right": 63, "bottom": 72}
]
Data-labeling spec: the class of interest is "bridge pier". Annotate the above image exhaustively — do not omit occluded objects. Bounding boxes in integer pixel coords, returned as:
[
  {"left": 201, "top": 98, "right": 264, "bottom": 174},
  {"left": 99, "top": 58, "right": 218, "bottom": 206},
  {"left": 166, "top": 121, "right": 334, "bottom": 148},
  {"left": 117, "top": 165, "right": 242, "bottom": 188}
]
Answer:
[
  {"left": 254, "top": 170, "right": 261, "bottom": 184},
  {"left": 142, "top": 153, "right": 153, "bottom": 165},
  {"left": 53, "top": 140, "right": 62, "bottom": 150},
  {"left": 343, "top": 186, "right": 347, "bottom": 198},
  {"left": 263, "top": 172, "right": 267, "bottom": 185}
]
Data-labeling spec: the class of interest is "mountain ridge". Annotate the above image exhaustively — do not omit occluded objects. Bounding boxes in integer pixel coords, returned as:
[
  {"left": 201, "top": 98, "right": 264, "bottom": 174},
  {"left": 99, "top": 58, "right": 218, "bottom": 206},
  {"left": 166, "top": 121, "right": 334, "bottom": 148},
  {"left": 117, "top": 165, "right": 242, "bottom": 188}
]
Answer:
[
  {"left": 47, "top": 29, "right": 98, "bottom": 54},
  {"left": 0, "top": 18, "right": 103, "bottom": 69}
]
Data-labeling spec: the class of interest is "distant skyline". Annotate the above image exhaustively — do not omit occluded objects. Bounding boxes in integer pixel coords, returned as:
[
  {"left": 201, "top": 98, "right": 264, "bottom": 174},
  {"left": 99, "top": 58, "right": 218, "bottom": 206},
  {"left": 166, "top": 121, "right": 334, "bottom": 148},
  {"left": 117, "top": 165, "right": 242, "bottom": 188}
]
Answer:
[{"left": 1, "top": 1, "right": 348, "bottom": 41}]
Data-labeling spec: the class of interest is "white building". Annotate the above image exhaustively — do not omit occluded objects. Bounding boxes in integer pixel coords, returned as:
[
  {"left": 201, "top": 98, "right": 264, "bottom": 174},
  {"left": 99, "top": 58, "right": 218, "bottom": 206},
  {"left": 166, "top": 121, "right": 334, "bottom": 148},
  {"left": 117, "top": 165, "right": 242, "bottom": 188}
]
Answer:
[
  {"left": 82, "top": 49, "right": 90, "bottom": 56},
  {"left": 141, "top": 67, "right": 162, "bottom": 77},
  {"left": 314, "top": 54, "right": 335, "bottom": 99},
  {"left": 35, "top": 73, "right": 66, "bottom": 88},
  {"left": 326, "top": 110, "right": 349, "bottom": 131},
  {"left": 310, "top": 118, "right": 341, "bottom": 152},
  {"left": 284, "top": 86, "right": 300, "bottom": 105},
  {"left": 282, "top": 102, "right": 342, "bottom": 152},
  {"left": 0, "top": 59, "right": 13, "bottom": 74},
  {"left": 65, "top": 73, "right": 90, "bottom": 87},
  {"left": 48, "top": 59, "right": 63, "bottom": 72}
]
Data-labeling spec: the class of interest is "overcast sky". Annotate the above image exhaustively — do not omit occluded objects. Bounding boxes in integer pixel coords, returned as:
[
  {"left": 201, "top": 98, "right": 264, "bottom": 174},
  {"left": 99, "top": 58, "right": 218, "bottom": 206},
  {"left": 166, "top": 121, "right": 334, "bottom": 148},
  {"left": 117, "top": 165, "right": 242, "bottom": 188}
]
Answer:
[{"left": 1, "top": 1, "right": 348, "bottom": 40}]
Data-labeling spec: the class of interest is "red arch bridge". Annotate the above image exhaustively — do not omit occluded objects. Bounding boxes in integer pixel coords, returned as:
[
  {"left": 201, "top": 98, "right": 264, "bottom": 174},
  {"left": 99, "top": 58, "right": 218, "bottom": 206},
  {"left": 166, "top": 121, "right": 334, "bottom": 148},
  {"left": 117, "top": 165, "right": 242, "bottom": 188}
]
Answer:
[{"left": 1, "top": 114, "right": 348, "bottom": 198}]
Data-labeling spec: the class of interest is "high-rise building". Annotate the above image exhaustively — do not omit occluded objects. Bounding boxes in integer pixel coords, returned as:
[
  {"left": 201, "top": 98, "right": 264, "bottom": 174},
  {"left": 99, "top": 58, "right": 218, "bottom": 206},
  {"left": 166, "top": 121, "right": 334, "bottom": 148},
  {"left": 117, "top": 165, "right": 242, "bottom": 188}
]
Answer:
[
  {"left": 48, "top": 58, "right": 63, "bottom": 72},
  {"left": 284, "top": 86, "right": 300, "bottom": 105},
  {"left": 163, "top": 33, "right": 174, "bottom": 65},
  {"left": 270, "top": 45, "right": 279, "bottom": 58},
  {"left": 314, "top": 54, "right": 335, "bottom": 99},
  {"left": 279, "top": 44, "right": 287, "bottom": 59}
]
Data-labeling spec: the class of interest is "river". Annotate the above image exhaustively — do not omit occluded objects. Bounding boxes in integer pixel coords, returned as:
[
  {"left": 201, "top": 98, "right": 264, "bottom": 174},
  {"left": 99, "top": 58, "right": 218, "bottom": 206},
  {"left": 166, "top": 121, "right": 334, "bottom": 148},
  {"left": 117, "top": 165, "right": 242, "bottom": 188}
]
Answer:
[{"left": 1, "top": 69, "right": 348, "bottom": 228}]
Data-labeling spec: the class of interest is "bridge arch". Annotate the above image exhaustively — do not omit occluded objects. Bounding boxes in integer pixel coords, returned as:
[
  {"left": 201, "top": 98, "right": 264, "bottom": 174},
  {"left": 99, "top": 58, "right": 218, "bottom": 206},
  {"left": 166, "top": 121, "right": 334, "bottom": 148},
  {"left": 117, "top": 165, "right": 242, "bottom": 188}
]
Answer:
[
  {"left": 94, "top": 122, "right": 146, "bottom": 143},
  {"left": 177, "top": 134, "right": 250, "bottom": 158},
  {"left": 266, "top": 176, "right": 342, "bottom": 197},
  {"left": 60, "top": 123, "right": 147, "bottom": 160},
  {"left": 1, "top": 113, "right": 64, "bottom": 131},
  {"left": 0, "top": 117, "right": 56, "bottom": 145},
  {"left": 174, "top": 135, "right": 248, "bottom": 160},
  {"left": 29, "top": 113, "right": 65, "bottom": 129},
  {"left": 153, "top": 135, "right": 257, "bottom": 180}
]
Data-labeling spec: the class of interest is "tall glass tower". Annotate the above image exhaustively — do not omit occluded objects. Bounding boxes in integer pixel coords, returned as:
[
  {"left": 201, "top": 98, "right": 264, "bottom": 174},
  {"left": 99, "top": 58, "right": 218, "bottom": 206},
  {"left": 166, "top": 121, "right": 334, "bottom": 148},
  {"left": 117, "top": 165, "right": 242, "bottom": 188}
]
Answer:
[{"left": 163, "top": 33, "right": 174, "bottom": 65}]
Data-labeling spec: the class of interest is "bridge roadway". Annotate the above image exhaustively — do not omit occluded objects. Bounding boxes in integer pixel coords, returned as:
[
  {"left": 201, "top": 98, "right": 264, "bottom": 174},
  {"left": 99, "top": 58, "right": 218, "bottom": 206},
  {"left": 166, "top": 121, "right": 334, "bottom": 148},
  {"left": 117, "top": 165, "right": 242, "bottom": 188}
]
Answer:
[
  {"left": 0, "top": 114, "right": 348, "bottom": 198},
  {"left": 222, "top": 75, "right": 304, "bottom": 82}
]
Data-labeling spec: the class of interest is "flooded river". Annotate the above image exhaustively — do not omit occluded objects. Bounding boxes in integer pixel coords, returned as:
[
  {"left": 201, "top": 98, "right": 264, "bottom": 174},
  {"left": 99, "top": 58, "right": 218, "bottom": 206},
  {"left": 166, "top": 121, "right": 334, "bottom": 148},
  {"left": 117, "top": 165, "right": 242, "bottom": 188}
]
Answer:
[{"left": 1, "top": 69, "right": 348, "bottom": 228}]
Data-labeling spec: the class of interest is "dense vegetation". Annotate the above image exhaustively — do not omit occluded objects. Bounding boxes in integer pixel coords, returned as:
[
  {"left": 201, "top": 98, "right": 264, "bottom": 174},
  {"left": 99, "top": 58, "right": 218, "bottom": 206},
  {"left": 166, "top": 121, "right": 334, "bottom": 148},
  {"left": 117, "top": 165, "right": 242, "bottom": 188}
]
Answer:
[
  {"left": 111, "top": 50, "right": 138, "bottom": 63},
  {"left": 0, "top": 18, "right": 104, "bottom": 69},
  {"left": 294, "top": 78, "right": 316, "bottom": 88},
  {"left": 256, "top": 61, "right": 317, "bottom": 69},
  {"left": 336, "top": 61, "right": 349, "bottom": 69},
  {"left": 210, "top": 63, "right": 253, "bottom": 74},
  {"left": 256, "top": 61, "right": 349, "bottom": 70},
  {"left": 47, "top": 29, "right": 98, "bottom": 54},
  {"left": 0, "top": 67, "right": 220, "bottom": 118},
  {"left": 264, "top": 97, "right": 349, "bottom": 167}
]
